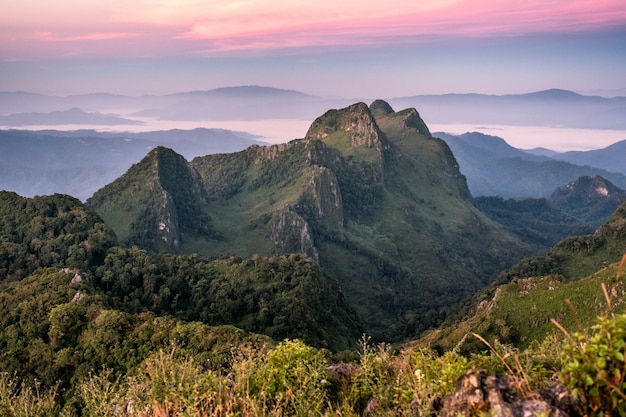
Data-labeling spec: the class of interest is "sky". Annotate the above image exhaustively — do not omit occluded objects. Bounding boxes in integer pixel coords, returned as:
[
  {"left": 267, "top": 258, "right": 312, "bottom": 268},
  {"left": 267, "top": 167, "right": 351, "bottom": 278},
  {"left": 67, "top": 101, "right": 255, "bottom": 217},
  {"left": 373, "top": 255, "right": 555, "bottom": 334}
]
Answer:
[{"left": 1, "top": 0, "right": 626, "bottom": 98}]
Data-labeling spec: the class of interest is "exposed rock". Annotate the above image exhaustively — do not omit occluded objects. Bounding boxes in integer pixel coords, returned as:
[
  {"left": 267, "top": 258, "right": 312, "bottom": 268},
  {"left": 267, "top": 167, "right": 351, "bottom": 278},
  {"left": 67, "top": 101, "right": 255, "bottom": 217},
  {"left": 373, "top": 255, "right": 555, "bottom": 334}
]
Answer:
[
  {"left": 362, "top": 397, "right": 380, "bottom": 417},
  {"left": 550, "top": 175, "right": 626, "bottom": 227},
  {"left": 155, "top": 190, "right": 181, "bottom": 250},
  {"left": 396, "top": 107, "right": 432, "bottom": 138},
  {"left": 270, "top": 206, "right": 319, "bottom": 262},
  {"left": 302, "top": 165, "right": 344, "bottom": 229},
  {"left": 305, "top": 102, "right": 385, "bottom": 152},
  {"left": 326, "top": 363, "right": 360, "bottom": 391},
  {"left": 71, "top": 290, "right": 87, "bottom": 304},
  {"left": 438, "top": 369, "right": 580, "bottom": 417}
]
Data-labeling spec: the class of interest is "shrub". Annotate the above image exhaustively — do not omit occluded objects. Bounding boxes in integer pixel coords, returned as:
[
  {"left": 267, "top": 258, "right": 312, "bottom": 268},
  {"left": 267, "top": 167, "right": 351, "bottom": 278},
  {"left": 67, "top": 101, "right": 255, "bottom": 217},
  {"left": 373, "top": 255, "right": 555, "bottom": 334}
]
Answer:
[
  {"left": 560, "top": 313, "right": 626, "bottom": 416},
  {"left": 249, "top": 339, "right": 330, "bottom": 416}
]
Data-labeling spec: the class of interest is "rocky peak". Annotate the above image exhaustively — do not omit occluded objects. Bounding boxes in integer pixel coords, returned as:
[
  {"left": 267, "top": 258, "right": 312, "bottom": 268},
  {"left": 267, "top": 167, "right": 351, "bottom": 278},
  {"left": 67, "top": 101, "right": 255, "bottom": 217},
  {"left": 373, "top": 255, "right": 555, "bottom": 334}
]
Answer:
[
  {"left": 551, "top": 175, "right": 626, "bottom": 207},
  {"left": 550, "top": 175, "right": 626, "bottom": 227},
  {"left": 304, "top": 102, "right": 386, "bottom": 155},
  {"left": 396, "top": 107, "right": 432, "bottom": 138}
]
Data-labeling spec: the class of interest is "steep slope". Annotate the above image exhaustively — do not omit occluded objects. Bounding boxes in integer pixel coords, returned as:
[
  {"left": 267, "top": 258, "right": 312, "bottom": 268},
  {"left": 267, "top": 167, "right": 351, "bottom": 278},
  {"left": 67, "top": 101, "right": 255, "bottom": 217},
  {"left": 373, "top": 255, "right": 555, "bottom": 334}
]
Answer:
[
  {"left": 87, "top": 146, "right": 216, "bottom": 252},
  {"left": 88, "top": 101, "right": 530, "bottom": 341},
  {"left": 418, "top": 257, "right": 626, "bottom": 354},
  {"left": 497, "top": 200, "right": 626, "bottom": 284}
]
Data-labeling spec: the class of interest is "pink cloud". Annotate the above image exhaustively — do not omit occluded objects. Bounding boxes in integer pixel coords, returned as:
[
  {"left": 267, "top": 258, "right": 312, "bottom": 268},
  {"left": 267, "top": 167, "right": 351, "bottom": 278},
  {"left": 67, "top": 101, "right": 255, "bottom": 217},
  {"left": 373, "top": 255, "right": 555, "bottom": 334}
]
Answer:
[
  {"left": 35, "top": 31, "right": 138, "bottom": 42},
  {"left": 167, "top": 0, "right": 626, "bottom": 55},
  {"left": 2, "top": 0, "right": 626, "bottom": 58}
]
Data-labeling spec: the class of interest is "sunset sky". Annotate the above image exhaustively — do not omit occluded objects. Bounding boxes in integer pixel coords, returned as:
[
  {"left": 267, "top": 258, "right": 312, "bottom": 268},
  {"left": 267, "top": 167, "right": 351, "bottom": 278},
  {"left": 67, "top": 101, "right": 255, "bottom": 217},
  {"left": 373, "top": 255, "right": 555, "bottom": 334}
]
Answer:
[{"left": 1, "top": 0, "right": 626, "bottom": 97}]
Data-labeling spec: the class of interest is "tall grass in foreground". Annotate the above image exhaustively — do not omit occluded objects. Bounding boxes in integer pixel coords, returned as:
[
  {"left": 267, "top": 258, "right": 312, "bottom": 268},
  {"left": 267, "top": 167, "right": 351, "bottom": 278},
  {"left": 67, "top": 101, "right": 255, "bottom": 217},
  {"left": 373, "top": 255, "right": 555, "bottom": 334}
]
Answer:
[{"left": 2, "top": 319, "right": 623, "bottom": 416}]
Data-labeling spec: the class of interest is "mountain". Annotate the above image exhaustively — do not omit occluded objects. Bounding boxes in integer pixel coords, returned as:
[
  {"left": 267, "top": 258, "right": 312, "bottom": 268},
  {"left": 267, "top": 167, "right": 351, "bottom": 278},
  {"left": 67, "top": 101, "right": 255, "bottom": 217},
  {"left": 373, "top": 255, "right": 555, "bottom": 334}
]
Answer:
[
  {"left": 437, "top": 131, "right": 626, "bottom": 198},
  {"left": 550, "top": 175, "right": 626, "bottom": 227},
  {"left": 473, "top": 176, "right": 626, "bottom": 250},
  {"left": 132, "top": 86, "right": 356, "bottom": 121},
  {"left": 0, "top": 108, "right": 143, "bottom": 126},
  {"left": 550, "top": 139, "right": 626, "bottom": 175},
  {"left": 88, "top": 100, "right": 531, "bottom": 341},
  {"left": 0, "top": 128, "right": 265, "bottom": 201},
  {"left": 0, "top": 86, "right": 356, "bottom": 123},
  {"left": 389, "top": 89, "right": 626, "bottom": 129},
  {"left": 86, "top": 146, "right": 218, "bottom": 253},
  {"left": 7, "top": 87, "right": 623, "bottom": 129}
]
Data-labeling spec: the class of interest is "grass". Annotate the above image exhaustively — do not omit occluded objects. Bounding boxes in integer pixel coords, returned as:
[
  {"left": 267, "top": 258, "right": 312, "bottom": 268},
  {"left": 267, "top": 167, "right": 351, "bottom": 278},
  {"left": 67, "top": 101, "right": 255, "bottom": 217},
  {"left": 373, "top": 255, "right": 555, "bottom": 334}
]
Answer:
[{"left": 420, "top": 259, "right": 626, "bottom": 353}]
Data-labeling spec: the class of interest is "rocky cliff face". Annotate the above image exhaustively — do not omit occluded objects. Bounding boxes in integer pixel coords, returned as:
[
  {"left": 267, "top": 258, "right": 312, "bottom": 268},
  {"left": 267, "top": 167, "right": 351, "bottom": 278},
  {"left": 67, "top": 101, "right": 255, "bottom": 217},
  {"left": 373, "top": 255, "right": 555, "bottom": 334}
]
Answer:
[
  {"left": 87, "top": 146, "right": 213, "bottom": 252},
  {"left": 305, "top": 102, "right": 385, "bottom": 153}
]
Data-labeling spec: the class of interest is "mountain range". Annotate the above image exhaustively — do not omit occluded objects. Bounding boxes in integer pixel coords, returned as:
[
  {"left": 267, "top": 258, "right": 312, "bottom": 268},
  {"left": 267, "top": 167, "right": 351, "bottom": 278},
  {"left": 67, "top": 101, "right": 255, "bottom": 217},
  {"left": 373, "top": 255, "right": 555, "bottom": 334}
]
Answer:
[
  {"left": 1, "top": 91, "right": 625, "bottom": 415},
  {"left": 2, "top": 86, "right": 625, "bottom": 206},
  {"left": 2, "top": 87, "right": 625, "bottom": 130},
  {"left": 389, "top": 88, "right": 626, "bottom": 129},
  {"left": 437, "top": 131, "right": 626, "bottom": 198},
  {"left": 86, "top": 100, "right": 532, "bottom": 340}
]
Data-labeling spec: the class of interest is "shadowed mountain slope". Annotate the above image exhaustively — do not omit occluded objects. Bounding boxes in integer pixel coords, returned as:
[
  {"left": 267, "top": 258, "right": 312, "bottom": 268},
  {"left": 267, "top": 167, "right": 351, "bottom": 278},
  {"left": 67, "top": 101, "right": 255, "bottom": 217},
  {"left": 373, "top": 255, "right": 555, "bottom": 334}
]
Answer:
[{"left": 437, "top": 131, "right": 626, "bottom": 198}]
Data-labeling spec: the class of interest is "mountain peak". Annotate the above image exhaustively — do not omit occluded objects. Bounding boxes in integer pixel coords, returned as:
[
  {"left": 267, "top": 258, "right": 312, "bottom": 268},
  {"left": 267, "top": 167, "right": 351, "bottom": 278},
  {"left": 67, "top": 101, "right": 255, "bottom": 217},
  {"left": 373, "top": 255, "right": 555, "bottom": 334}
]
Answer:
[
  {"left": 550, "top": 175, "right": 626, "bottom": 227},
  {"left": 556, "top": 175, "right": 623, "bottom": 200},
  {"left": 304, "top": 102, "right": 385, "bottom": 161},
  {"left": 521, "top": 89, "right": 584, "bottom": 100},
  {"left": 395, "top": 107, "right": 432, "bottom": 138},
  {"left": 87, "top": 147, "right": 214, "bottom": 251}
]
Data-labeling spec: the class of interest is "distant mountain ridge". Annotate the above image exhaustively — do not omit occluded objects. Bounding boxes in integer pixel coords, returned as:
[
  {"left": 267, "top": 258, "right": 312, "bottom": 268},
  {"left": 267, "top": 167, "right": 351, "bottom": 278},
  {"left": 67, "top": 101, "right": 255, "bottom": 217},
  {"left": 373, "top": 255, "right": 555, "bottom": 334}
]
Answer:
[
  {"left": 389, "top": 88, "right": 626, "bottom": 129},
  {"left": 3, "top": 87, "right": 624, "bottom": 129},
  {"left": 0, "top": 128, "right": 265, "bottom": 201},
  {"left": 0, "top": 108, "right": 143, "bottom": 126},
  {"left": 550, "top": 139, "right": 626, "bottom": 175},
  {"left": 437, "top": 131, "right": 626, "bottom": 198}
]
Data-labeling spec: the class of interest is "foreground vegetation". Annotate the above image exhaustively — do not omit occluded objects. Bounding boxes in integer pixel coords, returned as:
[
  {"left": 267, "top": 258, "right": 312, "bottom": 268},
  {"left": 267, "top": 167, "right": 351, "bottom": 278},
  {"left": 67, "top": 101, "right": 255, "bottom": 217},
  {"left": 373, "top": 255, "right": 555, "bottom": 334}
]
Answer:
[{"left": 1, "top": 309, "right": 624, "bottom": 416}]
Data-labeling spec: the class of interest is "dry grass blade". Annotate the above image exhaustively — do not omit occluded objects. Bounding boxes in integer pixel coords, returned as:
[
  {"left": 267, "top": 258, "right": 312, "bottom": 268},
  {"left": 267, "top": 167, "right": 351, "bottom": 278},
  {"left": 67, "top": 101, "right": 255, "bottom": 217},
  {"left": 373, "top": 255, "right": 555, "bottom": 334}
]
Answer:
[
  {"left": 564, "top": 298, "right": 582, "bottom": 330},
  {"left": 601, "top": 282, "right": 612, "bottom": 317},
  {"left": 471, "top": 333, "right": 514, "bottom": 375},
  {"left": 618, "top": 253, "right": 626, "bottom": 278}
]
